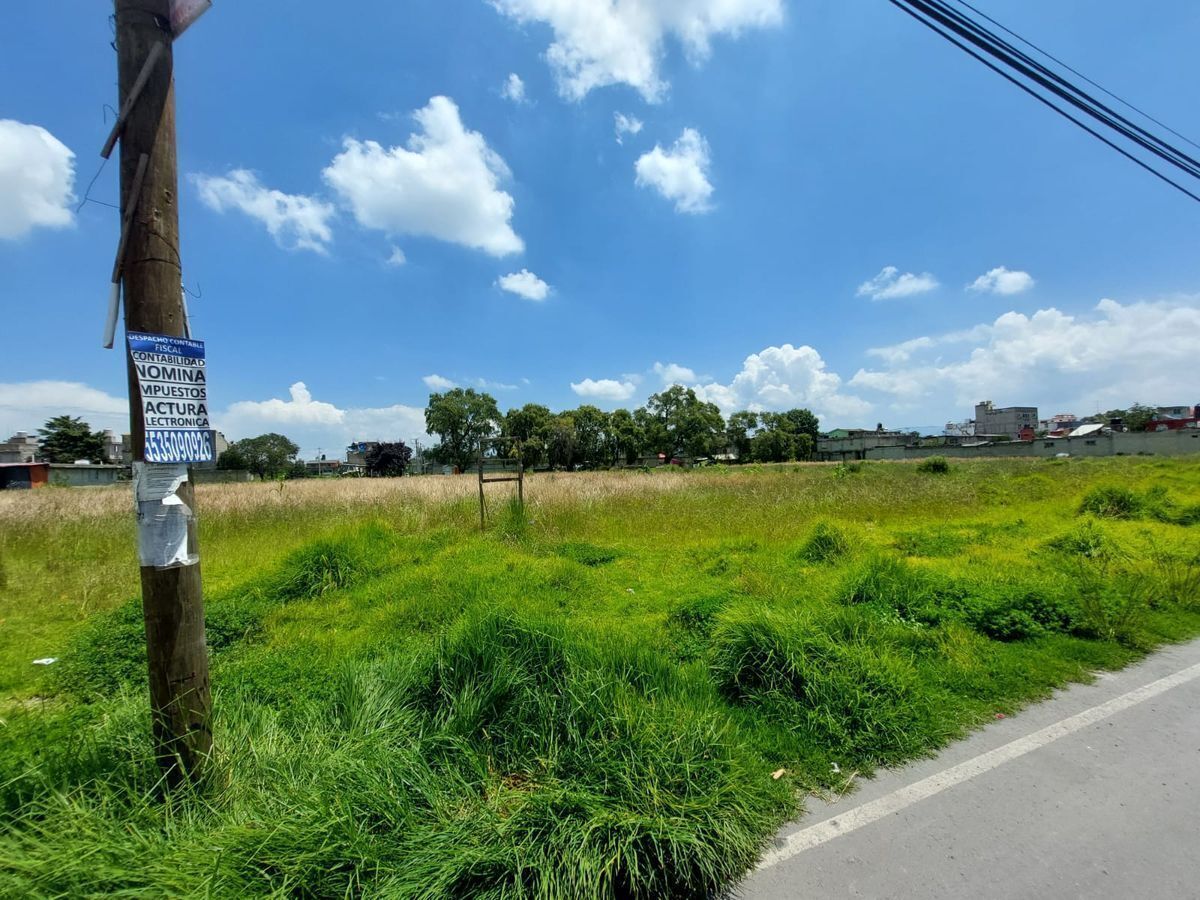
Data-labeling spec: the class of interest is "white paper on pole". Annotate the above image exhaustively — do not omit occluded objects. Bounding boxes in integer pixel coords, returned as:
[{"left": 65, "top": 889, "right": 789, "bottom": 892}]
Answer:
[
  {"left": 170, "top": 0, "right": 212, "bottom": 38},
  {"left": 133, "top": 462, "right": 197, "bottom": 568}
]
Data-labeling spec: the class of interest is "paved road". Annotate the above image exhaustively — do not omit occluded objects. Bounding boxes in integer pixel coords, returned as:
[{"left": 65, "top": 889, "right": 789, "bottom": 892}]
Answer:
[{"left": 736, "top": 637, "right": 1200, "bottom": 899}]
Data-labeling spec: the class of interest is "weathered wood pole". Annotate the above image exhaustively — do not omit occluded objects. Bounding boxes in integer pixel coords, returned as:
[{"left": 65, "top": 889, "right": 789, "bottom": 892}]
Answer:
[{"left": 115, "top": 0, "right": 212, "bottom": 786}]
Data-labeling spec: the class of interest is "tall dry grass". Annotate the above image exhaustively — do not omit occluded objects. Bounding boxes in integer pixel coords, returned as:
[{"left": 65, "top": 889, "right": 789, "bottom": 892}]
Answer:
[{"left": 0, "top": 470, "right": 697, "bottom": 526}]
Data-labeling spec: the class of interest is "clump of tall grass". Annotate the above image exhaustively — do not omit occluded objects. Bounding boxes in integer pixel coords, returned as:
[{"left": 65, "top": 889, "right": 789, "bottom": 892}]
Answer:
[
  {"left": 557, "top": 540, "right": 620, "bottom": 567},
  {"left": 916, "top": 456, "right": 951, "bottom": 475},
  {"left": 1046, "top": 519, "right": 1116, "bottom": 558},
  {"left": 837, "top": 554, "right": 951, "bottom": 625},
  {"left": 796, "top": 521, "right": 852, "bottom": 564},
  {"left": 667, "top": 593, "right": 731, "bottom": 660},
  {"left": 709, "top": 607, "right": 935, "bottom": 762},
  {"left": 1066, "top": 558, "right": 1154, "bottom": 647}
]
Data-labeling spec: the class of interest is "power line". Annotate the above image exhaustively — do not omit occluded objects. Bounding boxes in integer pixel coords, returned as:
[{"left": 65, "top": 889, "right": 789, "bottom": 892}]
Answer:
[
  {"left": 951, "top": 0, "right": 1200, "bottom": 153},
  {"left": 888, "top": 0, "right": 1200, "bottom": 204},
  {"left": 918, "top": 0, "right": 1200, "bottom": 179}
]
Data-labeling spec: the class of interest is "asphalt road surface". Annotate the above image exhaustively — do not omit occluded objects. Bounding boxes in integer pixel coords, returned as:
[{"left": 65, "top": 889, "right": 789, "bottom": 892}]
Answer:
[{"left": 736, "top": 636, "right": 1200, "bottom": 899}]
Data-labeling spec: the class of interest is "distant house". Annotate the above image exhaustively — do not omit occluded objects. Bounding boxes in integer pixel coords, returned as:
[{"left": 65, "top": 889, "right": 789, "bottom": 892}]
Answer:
[
  {"left": 974, "top": 401, "right": 1038, "bottom": 439},
  {"left": 304, "top": 458, "right": 342, "bottom": 476},
  {"left": 344, "top": 441, "right": 378, "bottom": 473},
  {"left": 817, "top": 428, "right": 908, "bottom": 461},
  {"left": 0, "top": 432, "right": 40, "bottom": 463}
]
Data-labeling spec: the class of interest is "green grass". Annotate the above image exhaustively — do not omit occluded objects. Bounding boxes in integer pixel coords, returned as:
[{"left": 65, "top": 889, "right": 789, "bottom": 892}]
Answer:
[{"left": 2, "top": 457, "right": 1200, "bottom": 897}]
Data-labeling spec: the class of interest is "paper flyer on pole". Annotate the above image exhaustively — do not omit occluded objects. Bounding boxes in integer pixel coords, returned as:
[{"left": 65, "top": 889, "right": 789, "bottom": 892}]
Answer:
[{"left": 127, "top": 331, "right": 215, "bottom": 464}]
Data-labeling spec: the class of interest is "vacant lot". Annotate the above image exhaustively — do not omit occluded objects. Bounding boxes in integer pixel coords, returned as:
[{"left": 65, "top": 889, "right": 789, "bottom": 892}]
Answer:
[{"left": 2, "top": 458, "right": 1199, "bottom": 897}]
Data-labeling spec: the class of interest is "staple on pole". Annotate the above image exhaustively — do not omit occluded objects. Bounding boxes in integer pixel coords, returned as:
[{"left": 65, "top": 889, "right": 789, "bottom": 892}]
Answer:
[
  {"left": 100, "top": 41, "right": 164, "bottom": 159},
  {"left": 103, "top": 153, "right": 150, "bottom": 348}
]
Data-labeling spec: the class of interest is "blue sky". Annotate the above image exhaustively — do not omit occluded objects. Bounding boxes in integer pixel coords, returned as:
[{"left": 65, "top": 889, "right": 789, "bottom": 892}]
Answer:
[{"left": 2, "top": 0, "right": 1199, "bottom": 457}]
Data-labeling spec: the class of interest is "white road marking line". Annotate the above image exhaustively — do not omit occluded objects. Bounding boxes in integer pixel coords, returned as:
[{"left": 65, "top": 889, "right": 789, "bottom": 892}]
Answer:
[{"left": 757, "top": 659, "right": 1200, "bottom": 871}]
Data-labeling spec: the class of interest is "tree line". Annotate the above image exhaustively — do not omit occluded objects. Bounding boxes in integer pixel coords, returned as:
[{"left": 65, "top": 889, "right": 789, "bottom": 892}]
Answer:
[{"left": 423, "top": 385, "right": 820, "bottom": 472}]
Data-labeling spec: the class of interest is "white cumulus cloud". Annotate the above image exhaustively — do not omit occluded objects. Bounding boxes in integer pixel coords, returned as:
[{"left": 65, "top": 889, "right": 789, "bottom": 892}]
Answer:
[
  {"left": 635, "top": 128, "right": 713, "bottom": 213},
  {"left": 849, "top": 296, "right": 1200, "bottom": 417},
  {"left": 653, "top": 362, "right": 697, "bottom": 384},
  {"left": 969, "top": 266, "right": 1036, "bottom": 295},
  {"left": 219, "top": 382, "right": 428, "bottom": 455},
  {"left": 0, "top": 120, "right": 75, "bottom": 240},
  {"left": 691, "top": 344, "right": 871, "bottom": 421},
  {"left": 386, "top": 245, "right": 407, "bottom": 267},
  {"left": 501, "top": 73, "right": 527, "bottom": 103},
  {"left": 497, "top": 268, "right": 551, "bottom": 301},
  {"left": 191, "top": 169, "right": 334, "bottom": 253},
  {"left": 422, "top": 374, "right": 458, "bottom": 391},
  {"left": 857, "top": 266, "right": 940, "bottom": 301},
  {"left": 490, "top": 0, "right": 783, "bottom": 101},
  {"left": 323, "top": 96, "right": 523, "bottom": 257},
  {"left": 0, "top": 380, "right": 126, "bottom": 437},
  {"left": 614, "top": 112, "right": 644, "bottom": 144},
  {"left": 570, "top": 378, "right": 638, "bottom": 402}
]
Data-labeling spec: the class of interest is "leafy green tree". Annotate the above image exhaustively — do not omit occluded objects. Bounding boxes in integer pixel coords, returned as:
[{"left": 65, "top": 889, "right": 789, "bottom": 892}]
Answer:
[
  {"left": 794, "top": 432, "right": 815, "bottom": 461},
  {"left": 725, "top": 411, "right": 758, "bottom": 461},
  {"left": 37, "top": 415, "right": 106, "bottom": 463},
  {"left": 365, "top": 441, "right": 413, "bottom": 477},
  {"left": 544, "top": 413, "right": 578, "bottom": 469},
  {"left": 221, "top": 433, "right": 299, "bottom": 479},
  {"left": 607, "top": 408, "right": 643, "bottom": 465},
  {"left": 642, "top": 385, "right": 725, "bottom": 458},
  {"left": 780, "top": 408, "right": 820, "bottom": 443},
  {"left": 571, "top": 405, "right": 610, "bottom": 468},
  {"left": 505, "top": 403, "right": 551, "bottom": 468},
  {"left": 1124, "top": 403, "right": 1157, "bottom": 432},
  {"left": 217, "top": 445, "right": 247, "bottom": 470},
  {"left": 750, "top": 428, "right": 795, "bottom": 463},
  {"left": 425, "top": 388, "right": 500, "bottom": 472}
]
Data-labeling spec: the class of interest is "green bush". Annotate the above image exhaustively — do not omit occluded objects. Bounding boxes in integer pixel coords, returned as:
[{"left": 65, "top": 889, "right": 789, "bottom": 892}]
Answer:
[
  {"left": 916, "top": 456, "right": 951, "bottom": 475},
  {"left": 953, "top": 579, "right": 1077, "bottom": 641}
]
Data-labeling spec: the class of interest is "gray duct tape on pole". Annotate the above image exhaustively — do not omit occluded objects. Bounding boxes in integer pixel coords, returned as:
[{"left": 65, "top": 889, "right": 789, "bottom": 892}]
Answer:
[{"left": 133, "top": 462, "right": 198, "bottom": 568}]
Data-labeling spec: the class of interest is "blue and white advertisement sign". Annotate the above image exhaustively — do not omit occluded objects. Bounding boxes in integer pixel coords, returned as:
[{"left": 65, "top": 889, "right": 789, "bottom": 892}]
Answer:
[{"left": 127, "top": 331, "right": 214, "bottom": 464}]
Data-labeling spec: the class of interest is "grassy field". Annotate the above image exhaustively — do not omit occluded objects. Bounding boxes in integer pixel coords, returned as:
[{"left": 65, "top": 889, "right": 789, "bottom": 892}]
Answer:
[{"left": 2, "top": 457, "right": 1200, "bottom": 897}]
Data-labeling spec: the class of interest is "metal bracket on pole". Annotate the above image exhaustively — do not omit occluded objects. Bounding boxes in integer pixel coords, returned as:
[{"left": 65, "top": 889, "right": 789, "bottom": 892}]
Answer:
[
  {"left": 100, "top": 41, "right": 164, "bottom": 159},
  {"left": 103, "top": 152, "right": 150, "bottom": 348}
]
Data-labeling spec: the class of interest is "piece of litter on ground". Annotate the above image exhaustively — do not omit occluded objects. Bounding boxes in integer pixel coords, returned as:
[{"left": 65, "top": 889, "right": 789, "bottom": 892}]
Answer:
[
  {"left": 771, "top": 768, "right": 787, "bottom": 780},
  {"left": 994, "top": 712, "right": 1007, "bottom": 719},
  {"left": 830, "top": 762, "right": 841, "bottom": 774},
  {"left": 32, "top": 658, "right": 58, "bottom": 666},
  {"left": 625, "top": 588, "right": 635, "bottom": 594}
]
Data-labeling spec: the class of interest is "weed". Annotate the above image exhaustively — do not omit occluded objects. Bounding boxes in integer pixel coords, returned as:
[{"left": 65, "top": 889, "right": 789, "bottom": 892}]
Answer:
[{"left": 1046, "top": 520, "right": 1116, "bottom": 558}]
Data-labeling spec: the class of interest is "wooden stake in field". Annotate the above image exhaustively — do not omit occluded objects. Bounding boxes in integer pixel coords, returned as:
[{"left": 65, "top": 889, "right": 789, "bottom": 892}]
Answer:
[{"left": 114, "top": 0, "right": 211, "bottom": 785}]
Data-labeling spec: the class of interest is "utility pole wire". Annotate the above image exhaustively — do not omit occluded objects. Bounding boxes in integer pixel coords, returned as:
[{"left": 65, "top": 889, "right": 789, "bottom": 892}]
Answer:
[
  {"left": 888, "top": 0, "right": 1200, "bottom": 205},
  {"left": 917, "top": 0, "right": 1200, "bottom": 179},
  {"left": 951, "top": 0, "right": 1200, "bottom": 153}
]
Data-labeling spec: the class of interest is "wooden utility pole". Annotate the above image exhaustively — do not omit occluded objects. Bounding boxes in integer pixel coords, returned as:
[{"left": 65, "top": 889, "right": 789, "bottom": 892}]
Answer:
[{"left": 115, "top": 0, "right": 212, "bottom": 785}]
